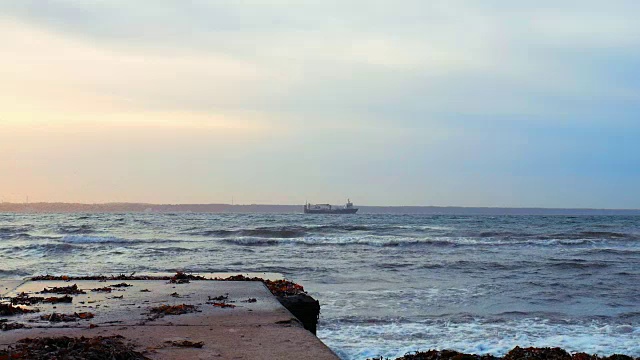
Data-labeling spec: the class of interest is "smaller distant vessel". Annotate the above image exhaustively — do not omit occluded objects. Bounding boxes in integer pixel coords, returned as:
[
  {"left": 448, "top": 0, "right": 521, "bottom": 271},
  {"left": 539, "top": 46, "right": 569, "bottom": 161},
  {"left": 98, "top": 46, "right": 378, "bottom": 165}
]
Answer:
[{"left": 304, "top": 199, "right": 358, "bottom": 214}]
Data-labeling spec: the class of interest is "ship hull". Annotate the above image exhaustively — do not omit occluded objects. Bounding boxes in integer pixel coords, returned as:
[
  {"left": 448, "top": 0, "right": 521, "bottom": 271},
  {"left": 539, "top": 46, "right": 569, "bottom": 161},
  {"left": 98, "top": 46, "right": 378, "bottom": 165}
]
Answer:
[{"left": 304, "top": 208, "right": 358, "bottom": 214}]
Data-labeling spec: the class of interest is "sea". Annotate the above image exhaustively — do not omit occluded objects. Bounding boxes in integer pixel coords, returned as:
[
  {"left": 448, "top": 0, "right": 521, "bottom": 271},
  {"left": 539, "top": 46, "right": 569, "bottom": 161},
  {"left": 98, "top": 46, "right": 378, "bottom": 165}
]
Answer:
[{"left": 0, "top": 213, "right": 639, "bottom": 359}]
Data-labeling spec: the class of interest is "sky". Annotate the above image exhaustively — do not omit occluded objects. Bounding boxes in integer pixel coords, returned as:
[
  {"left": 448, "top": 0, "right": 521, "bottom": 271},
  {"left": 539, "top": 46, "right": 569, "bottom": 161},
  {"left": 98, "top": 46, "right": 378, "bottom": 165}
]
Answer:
[{"left": 1, "top": 1, "right": 639, "bottom": 208}]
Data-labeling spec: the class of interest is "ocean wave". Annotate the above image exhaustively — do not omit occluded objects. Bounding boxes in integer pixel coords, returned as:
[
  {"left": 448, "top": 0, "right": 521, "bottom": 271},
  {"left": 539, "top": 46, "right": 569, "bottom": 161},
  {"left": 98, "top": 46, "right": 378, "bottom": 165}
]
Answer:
[
  {"left": 61, "top": 235, "right": 137, "bottom": 244},
  {"left": 541, "top": 231, "right": 636, "bottom": 241},
  {"left": 318, "top": 318, "right": 640, "bottom": 359},
  {"left": 190, "top": 224, "right": 432, "bottom": 239},
  {"left": 548, "top": 260, "right": 611, "bottom": 270},
  {"left": 58, "top": 235, "right": 189, "bottom": 245},
  {"left": 221, "top": 236, "right": 460, "bottom": 247},
  {"left": 579, "top": 248, "right": 640, "bottom": 255},
  {"left": 0, "top": 232, "right": 33, "bottom": 240},
  {"left": 58, "top": 224, "right": 95, "bottom": 234},
  {"left": 0, "top": 268, "right": 31, "bottom": 277},
  {"left": 0, "top": 225, "right": 35, "bottom": 239}
]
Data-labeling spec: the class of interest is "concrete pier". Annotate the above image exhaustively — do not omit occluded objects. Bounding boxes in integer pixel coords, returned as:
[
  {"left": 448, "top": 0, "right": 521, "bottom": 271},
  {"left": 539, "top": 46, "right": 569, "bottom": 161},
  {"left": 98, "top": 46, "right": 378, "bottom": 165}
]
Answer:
[{"left": 0, "top": 275, "right": 338, "bottom": 359}]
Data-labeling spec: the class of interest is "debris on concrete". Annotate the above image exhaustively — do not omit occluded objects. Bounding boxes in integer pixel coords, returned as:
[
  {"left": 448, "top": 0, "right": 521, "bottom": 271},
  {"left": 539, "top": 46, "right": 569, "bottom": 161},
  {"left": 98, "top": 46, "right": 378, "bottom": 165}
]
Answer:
[
  {"left": 210, "top": 302, "right": 236, "bottom": 308},
  {"left": 1, "top": 322, "right": 29, "bottom": 331},
  {"left": 110, "top": 283, "right": 133, "bottom": 288},
  {"left": 40, "top": 312, "right": 95, "bottom": 322},
  {"left": 40, "top": 284, "right": 85, "bottom": 295},
  {"left": 148, "top": 304, "right": 198, "bottom": 320},
  {"left": 0, "top": 335, "right": 149, "bottom": 360},
  {"left": 0, "top": 304, "right": 38, "bottom": 316},
  {"left": 165, "top": 340, "right": 204, "bottom": 348},
  {"left": 91, "top": 287, "right": 113, "bottom": 293}
]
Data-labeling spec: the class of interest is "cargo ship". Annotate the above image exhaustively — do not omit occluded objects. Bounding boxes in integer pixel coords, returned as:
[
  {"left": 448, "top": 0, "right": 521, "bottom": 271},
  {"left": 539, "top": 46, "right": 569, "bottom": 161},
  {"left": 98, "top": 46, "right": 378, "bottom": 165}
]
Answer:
[{"left": 304, "top": 199, "right": 358, "bottom": 214}]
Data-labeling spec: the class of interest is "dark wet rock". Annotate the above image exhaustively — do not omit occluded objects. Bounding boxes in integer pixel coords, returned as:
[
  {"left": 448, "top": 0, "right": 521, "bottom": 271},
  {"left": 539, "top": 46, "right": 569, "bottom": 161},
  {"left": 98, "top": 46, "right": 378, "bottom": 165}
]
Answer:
[
  {"left": 369, "top": 349, "right": 497, "bottom": 360},
  {"left": 276, "top": 293, "right": 320, "bottom": 335},
  {"left": 368, "top": 348, "right": 639, "bottom": 360},
  {"left": 504, "top": 346, "right": 572, "bottom": 360}
]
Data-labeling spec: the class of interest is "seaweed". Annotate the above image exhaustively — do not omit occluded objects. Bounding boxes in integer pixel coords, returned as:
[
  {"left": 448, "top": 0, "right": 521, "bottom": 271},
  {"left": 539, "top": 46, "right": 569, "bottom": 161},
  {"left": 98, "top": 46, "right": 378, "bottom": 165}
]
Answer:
[
  {"left": 213, "top": 275, "right": 306, "bottom": 296},
  {"left": 43, "top": 295, "right": 73, "bottom": 304},
  {"left": 210, "top": 302, "right": 236, "bottom": 309},
  {"left": 208, "top": 294, "right": 228, "bottom": 301},
  {"left": 110, "top": 283, "right": 133, "bottom": 288},
  {"left": 39, "top": 312, "right": 95, "bottom": 322},
  {"left": 0, "top": 304, "right": 38, "bottom": 316},
  {"left": 9, "top": 293, "right": 72, "bottom": 305},
  {"left": 165, "top": 340, "right": 204, "bottom": 348},
  {"left": 30, "top": 273, "right": 308, "bottom": 297},
  {"left": 1, "top": 322, "right": 28, "bottom": 331},
  {"left": 147, "top": 304, "right": 198, "bottom": 320},
  {"left": 40, "top": 284, "right": 85, "bottom": 295},
  {"left": 10, "top": 293, "right": 44, "bottom": 306},
  {"left": 504, "top": 347, "right": 571, "bottom": 360},
  {"left": 0, "top": 335, "right": 149, "bottom": 360},
  {"left": 92, "top": 287, "right": 113, "bottom": 293}
]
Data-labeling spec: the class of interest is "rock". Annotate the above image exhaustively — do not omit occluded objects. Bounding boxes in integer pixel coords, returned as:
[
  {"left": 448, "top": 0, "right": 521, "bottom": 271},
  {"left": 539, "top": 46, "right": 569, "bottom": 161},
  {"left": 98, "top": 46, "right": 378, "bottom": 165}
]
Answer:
[{"left": 276, "top": 294, "right": 320, "bottom": 335}]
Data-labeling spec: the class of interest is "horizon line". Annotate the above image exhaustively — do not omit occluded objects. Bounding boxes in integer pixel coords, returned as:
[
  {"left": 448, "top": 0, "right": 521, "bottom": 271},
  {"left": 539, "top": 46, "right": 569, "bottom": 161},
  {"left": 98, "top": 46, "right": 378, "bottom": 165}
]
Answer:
[{"left": 1, "top": 201, "right": 639, "bottom": 212}]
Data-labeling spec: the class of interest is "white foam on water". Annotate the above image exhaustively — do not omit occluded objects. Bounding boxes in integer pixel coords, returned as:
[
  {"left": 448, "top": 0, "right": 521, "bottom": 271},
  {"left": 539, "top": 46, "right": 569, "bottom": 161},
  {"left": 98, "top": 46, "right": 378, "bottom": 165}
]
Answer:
[
  {"left": 61, "top": 235, "right": 130, "bottom": 244},
  {"left": 318, "top": 319, "right": 640, "bottom": 360}
]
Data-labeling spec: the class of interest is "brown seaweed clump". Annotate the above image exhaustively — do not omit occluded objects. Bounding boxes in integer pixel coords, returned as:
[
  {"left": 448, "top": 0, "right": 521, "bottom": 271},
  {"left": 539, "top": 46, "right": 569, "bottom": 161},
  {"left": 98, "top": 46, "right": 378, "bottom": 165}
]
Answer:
[
  {"left": 165, "top": 340, "right": 204, "bottom": 348},
  {"left": 169, "top": 272, "right": 207, "bottom": 284},
  {"left": 10, "top": 293, "right": 44, "bottom": 306},
  {"left": 110, "top": 283, "right": 133, "bottom": 288},
  {"left": 503, "top": 347, "right": 636, "bottom": 360},
  {"left": 214, "top": 275, "right": 306, "bottom": 296},
  {"left": 0, "top": 304, "right": 38, "bottom": 316},
  {"left": 91, "top": 287, "right": 113, "bottom": 293},
  {"left": 0, "top": 335, "right": 149, "bottom": 360},
  {"left": 40, "top": 312, "right": 95, "bottom": 322},
  {"left": 147, "top": 304, "right": 198, "bottom": 320},
  {"left": 10, "top": 293, "right": 72, "bottom": 305},
  {"left": 40, "top": 284, "right": 85, "bottom": 295},
  {"left": 1, "top": 322, "right": 28, "bottom": 332}
]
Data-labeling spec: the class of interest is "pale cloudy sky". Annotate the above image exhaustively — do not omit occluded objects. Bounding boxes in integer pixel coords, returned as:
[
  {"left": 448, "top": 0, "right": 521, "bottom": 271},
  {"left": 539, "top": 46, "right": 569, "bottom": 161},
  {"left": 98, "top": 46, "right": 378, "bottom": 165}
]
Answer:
[{"left": 1, "top": 1, "right": 639, "bottom": 207}]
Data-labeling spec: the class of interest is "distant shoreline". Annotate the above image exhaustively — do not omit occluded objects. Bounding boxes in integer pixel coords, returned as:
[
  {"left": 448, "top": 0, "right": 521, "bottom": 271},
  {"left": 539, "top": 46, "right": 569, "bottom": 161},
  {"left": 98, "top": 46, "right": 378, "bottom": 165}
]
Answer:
[{"left": 1, "top": 202, "right": 639, "bottom": 215}]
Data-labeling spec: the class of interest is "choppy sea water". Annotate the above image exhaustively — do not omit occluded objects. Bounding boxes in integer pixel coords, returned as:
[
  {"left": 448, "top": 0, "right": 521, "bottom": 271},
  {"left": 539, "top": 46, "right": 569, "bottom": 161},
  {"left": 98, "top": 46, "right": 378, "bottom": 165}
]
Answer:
[{"left": 1, "top": 213, "right": 639, "bottom": 358}]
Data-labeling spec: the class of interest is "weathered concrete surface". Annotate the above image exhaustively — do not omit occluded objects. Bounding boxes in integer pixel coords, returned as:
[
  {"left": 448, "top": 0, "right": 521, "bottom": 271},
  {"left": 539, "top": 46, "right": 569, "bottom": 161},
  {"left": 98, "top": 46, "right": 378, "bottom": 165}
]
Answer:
[
  {"left": 0, "top": 280, "right": 24, "bottom": 297},
  {"left": 0, "top": 279, "right": 338, "bottom": 359}
]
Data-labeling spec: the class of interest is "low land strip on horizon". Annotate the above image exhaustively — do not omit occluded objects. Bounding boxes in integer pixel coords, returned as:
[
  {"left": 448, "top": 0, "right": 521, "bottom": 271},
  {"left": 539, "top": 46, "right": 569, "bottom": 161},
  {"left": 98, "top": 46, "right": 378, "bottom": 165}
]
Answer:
[{"left": 1, "top": 202, "right": 639, "bottom": 215}]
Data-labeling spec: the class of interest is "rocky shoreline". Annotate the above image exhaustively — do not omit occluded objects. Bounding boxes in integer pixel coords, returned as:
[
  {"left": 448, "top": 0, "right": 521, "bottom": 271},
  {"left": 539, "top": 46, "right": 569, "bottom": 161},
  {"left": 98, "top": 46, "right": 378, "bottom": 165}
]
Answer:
[{"left": 369, "top": 347, "right": 639, "bottom": 360}]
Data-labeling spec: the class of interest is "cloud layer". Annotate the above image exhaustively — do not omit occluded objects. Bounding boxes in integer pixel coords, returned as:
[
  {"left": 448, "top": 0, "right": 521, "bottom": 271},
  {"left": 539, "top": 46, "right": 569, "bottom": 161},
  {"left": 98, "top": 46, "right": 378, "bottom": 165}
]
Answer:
[{"left": 1, "top": 1, "right": 639, "bottom": 207}]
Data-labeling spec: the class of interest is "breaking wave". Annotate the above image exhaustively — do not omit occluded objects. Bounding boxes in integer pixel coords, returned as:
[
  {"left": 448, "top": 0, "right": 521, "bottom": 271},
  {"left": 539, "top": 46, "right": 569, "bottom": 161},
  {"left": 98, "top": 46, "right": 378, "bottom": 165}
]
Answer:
[
  {"left": 191, "top": 225, "right": 431, "bottom": 238},
  {"left": 221, "top": 237, "right": 460, "bottom": 247}
]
